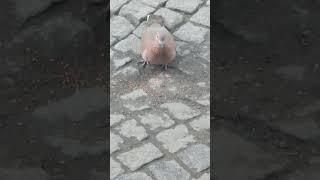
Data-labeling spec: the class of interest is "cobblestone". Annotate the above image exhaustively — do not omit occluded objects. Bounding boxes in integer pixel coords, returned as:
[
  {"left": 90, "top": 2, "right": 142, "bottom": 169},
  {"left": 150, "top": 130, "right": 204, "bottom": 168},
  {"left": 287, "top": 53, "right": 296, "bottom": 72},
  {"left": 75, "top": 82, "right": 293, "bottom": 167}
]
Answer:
[
  {"left": 111, "top": 132, "right": 124, "bottom": 153},
  {"left": 124, "top": 103, "right": 151, "bottom": 111},
  {"left": 190, "top": 7, "right": 210, "bottom": 27},
  {"left": 111, "top": 16, "right": 135, "bottom": 40},
  {"left": 111, "top": 158, "right": 125, "bottom": 179},
  {"left": 110, "top": 0, "right": 130, "bottom": 15},
  {"left": 114, "top": 34, "right": 140, "bottom": 54},
  {"left": 111, "top": 36, "right": 117, "bottom": 46},
  {"left": 110, "top": 114, "right": 125, "bottom": 127},
  {"left": 112, "top": 57, "right": 133, "bottom": 70},
  {"left": 140, "top": 0, "right": 168, "bottom": 8},
  {"left": 166, "top": 0, "right": 203, "bottom": 14},
  {"left": 191, "top": 173, "right": 210, "bottom": 180},
  {"left": 112, "top": 66, "right": 140, "bottom": 79},
  {"left": 110, "top": 0, "right": 210, "bottom": 178},
  {"left": 160, "top": 102, "right": 200, "bottom": 121},
  {"left": 117, "top": 143, "right": 163, "bottom": 171},
  {"left": 119, "top": 0, "right": 155, "bottom": 26},
  {"left": 115, "top": 119, "right": 148, "bottom": 141},
  {"left": 177, "top": 55, "right": 209, "bottom": 75},
  {"left": 138, "top": 113, "right": 174, "bottom": 131},
  {"left": 120, "top": 89, "right": 148, "bottom": 100},
  {"left": 196, "top": 98, "right": 210, "bottom": 106},
  {"left": 113, "top": 172, "right": 152, "bottom": 180},
  {"left": 149, "top": 160, "right": 190, "bottom": 180},
  {"left": 177, "top": 144, "right": 210, "bottom": 173},
  {"left": 174, "top": 22, "right": 209, "bottom": 43},
  {"left": 154, "top": 8, "right": 184, "bottom": 30},
  {"left": 133, "top": 21, "right": 147, "bottom": 38},
  {"left": 189, "top": 113, "right": 210, "bottom": 131},
  {"left": 156, "top": 124, "right": 195, "bottom": 153}
]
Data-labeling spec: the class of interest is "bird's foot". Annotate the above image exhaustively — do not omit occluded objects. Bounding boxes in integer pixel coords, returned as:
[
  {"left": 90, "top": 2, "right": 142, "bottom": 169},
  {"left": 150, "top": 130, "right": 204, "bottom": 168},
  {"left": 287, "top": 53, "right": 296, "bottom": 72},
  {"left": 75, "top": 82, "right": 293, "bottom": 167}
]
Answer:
[
  {"left": 160, "top": 64, "right": 168, "bottom": 70},
  {"left": 138, "top": 60, "right": 149, "bottom": 68}
]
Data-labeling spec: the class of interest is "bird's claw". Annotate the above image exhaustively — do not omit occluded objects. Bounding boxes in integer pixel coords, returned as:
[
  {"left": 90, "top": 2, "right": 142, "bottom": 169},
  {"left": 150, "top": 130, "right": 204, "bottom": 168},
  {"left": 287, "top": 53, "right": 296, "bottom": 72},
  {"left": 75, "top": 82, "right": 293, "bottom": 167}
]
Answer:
[
  {"left": 160, "top": 64, "right": 168, "bottom": 70},
  {"left": 138, "top": 60, "right": 149, "bottom": 68}
]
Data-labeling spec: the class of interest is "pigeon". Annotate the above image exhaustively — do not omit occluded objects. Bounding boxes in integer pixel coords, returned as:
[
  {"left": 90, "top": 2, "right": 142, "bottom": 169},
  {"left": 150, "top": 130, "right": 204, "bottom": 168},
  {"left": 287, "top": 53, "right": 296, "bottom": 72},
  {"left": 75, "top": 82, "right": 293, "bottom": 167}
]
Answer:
[{"left": 139, "top": 14, "right": 176, "bottom": 70}]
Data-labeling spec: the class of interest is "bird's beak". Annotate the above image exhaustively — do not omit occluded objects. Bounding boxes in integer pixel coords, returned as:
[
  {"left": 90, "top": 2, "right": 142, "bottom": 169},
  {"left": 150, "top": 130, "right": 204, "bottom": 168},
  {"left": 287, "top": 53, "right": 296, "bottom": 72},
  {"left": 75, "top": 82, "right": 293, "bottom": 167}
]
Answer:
[{"left": 159, "top": 42, "right": 165, "bottom": 48}]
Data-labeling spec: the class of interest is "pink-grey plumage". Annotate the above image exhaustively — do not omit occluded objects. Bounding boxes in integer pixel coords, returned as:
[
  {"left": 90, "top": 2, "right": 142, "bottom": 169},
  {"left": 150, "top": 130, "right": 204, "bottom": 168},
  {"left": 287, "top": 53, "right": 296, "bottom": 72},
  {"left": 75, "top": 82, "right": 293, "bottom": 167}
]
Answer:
[{"left": 139, "top": 15, "right": 176, "bottom": 70}]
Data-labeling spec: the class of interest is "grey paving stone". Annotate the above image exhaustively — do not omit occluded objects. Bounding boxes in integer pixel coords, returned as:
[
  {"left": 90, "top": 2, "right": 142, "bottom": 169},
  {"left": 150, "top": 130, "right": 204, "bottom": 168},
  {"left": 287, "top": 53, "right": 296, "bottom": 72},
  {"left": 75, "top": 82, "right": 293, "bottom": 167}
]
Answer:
[
  {"left": 111, "top": 35, "right": 117, "bottom": 46},
  {"left": 0, "top": 168, "right": 50, "bottom": 180},
  {"left": 197, "top": 39, "right": 210, "bottom": 61},
  {"left": 174, "top": 22, "right": 209, "bottom": 43},
  {"left": 110, "top": 49, "right": 116, "bottom": 59},
  {"left": 112, "top": 57, "right": 132, "bottom": 70},
  {"left": 111, "top": 158, "right": 125, "bottom": 179},
  {"left": 114, "top": 34, "right": 140, "bottom": 54},
  {"left": 111, "top": 132, "right": 124, "bottom": 154},
  {"left": 112, "top": 66, "right": 140, "bottom": 79},
  {"left": 110, "top": 0, "right": 130, "bottom": 15},
  {"left": 176, "top": 41, "right": 191, "bottom": 56},
  {"left": 177, "top": 144, "right": 210, "bottom": 173},
  {"left": 191, "top": 173, "right": 210, "bottom": 180},
  {"left": 196, "top": 94, "right": 210, "bottom": 106},
  {"left": 120, "top": 89, "right": 147, "bottom": 100},
  {"left": 156, "top": 124, "right": 195, "bottom": 153},
  {"left": 115, "top": 119, "right": 148, "bottom": 141},
  {"left": 178, "top": 55, "right": 209, "bottom": 76},
  {"left": 110, "top": 114, "right": 125, "bottom": 127},
  {"left": 196, "top": 99, "right": 210, "bottom": 106},
  {"left": 138, "top": 113, "right": 175, "bottom": 131},
  {"left": 140, "top": 0, "right": 168, "bottom": 8},
  {"left": 160, "top": 102, "right": 200, "bottom": 120},
  {"left": 117, "top": 143, "right": 163, "bottom": 171},
  {"left": 189, "top": 112, "right": 210, "bottom": 131},
  {"left": 154, "top": 8, "right": 184, "bottom": 30},
  {"left": 148, "top": 76, "right": 165, "bottom": 89},
  {"left": 133, "top": 21, "right": 147, "bottom": 38},
  {"left": 214, "top": 128, "right": 286, "bottom": 180},
  {"left": 113, "top": 172, "right": 152, "bottom": 180},
  {"left": 119, "top": 0, "right": 155, "bottom": 26},
  {"left": 166, "top": 0, "right": 203, "bottom": 13},
  {"left": 124, "top": 103, "right": 151, "bottom": 111},
  {"left": 149, "top": 160, "right": 190, "bottom": 180},
  {"left": 190, "top": 7, "right": 210, "bottom": 27},
  {"left": 197, "top": 82, "right": 207, "bottom": 88},
  {"left": 111, "top": 16, "right": 135, "bottom": 40}
]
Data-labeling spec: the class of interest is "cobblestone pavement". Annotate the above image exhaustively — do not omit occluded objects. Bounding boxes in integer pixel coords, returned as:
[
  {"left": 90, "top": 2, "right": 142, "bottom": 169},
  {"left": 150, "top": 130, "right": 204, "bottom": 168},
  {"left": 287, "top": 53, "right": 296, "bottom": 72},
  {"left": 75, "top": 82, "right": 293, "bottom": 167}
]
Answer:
[{"left": 110, "top": 0, "right": 210, "bottom": 179}]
